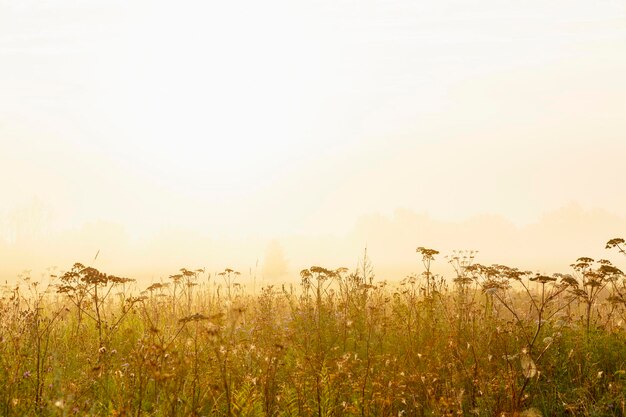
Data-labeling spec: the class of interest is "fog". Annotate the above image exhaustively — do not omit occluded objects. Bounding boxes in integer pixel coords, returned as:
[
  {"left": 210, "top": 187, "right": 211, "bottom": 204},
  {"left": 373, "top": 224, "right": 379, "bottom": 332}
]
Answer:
[
  {"left": 2, "top": 1, "right": 625, "bottom": 287},
  {"left": 1, "top": 203, "right": 624, "bottom": 287}
]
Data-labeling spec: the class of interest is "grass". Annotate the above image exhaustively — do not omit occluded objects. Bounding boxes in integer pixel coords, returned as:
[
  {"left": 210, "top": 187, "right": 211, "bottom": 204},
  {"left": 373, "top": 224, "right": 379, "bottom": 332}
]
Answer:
[{"left": 1, "top": 239, "right": 626, "bottom": 416}]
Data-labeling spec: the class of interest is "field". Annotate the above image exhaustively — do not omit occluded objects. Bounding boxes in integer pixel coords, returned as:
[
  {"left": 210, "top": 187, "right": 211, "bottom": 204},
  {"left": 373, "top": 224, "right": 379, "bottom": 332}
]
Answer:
[{"left": 2, "top": 239, "right": 626, "bottom": 417}]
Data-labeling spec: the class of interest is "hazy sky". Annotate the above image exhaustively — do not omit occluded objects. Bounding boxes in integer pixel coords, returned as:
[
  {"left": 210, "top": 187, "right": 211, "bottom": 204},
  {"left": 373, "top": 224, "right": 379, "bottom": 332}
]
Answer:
[{"left": 1, "top": 1, "right": 625, "bottom": 280}]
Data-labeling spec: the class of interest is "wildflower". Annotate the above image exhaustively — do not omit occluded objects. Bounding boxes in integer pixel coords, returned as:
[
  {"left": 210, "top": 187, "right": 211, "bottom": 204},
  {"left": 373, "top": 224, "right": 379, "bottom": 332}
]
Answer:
[
  {"left": 520, "top": 353, "right": 537, "bottom": 378},
  {"left": 23, "top": 371, "right": 31, "bottom": 378},
  {"left": 520, "top": 408, "right": 542, "bottom": 417}
]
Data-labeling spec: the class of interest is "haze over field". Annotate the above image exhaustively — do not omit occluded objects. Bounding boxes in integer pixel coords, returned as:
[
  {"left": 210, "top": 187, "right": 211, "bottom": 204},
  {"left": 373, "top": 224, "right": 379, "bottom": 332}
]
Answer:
[{"left": 1, "top": 0, "right": 625, "bottom": 283}]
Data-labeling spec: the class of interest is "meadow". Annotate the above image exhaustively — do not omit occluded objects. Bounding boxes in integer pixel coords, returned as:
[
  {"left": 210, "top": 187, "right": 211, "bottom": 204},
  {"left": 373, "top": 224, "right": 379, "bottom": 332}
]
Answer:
[{"left": 1, "top": 239, "right": 626, "bottom": 417}]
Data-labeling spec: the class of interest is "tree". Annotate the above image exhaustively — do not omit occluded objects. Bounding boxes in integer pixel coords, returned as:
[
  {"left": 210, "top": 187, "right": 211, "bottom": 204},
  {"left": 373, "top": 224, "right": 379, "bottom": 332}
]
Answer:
[{"left": 262, "top": 240, "right": 288, "bottom": 281}]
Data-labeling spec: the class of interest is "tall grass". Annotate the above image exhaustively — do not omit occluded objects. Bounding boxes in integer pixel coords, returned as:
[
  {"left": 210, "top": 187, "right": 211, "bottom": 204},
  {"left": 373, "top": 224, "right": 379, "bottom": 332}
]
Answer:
[{"left": 1, "top": 239, "right": 626, "bottom": 416}]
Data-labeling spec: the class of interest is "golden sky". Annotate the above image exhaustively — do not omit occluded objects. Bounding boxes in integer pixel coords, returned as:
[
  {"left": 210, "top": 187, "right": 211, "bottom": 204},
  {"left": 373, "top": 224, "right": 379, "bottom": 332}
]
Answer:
[{"left": 1, "top": 1, "right": 625, "bottom": 281}]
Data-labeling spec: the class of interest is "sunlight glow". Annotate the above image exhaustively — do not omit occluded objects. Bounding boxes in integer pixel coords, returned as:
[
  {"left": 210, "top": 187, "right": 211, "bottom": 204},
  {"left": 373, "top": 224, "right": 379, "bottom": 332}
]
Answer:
[{"left": 1, "top": 0, "right": 625, "bottom": 278}]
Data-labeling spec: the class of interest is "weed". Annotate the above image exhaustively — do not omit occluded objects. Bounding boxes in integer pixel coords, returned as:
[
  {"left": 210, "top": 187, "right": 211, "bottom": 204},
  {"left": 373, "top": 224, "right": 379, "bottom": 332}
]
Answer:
[{"left": 0, "top": 238, "right": 625, "bottom": 416}]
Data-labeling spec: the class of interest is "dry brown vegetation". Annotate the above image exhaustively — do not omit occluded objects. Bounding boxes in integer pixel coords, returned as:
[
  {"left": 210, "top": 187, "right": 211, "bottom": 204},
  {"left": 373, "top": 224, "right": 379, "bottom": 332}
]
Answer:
[{"left": 1, "top": 240, "right": 626, "bottom": 416}]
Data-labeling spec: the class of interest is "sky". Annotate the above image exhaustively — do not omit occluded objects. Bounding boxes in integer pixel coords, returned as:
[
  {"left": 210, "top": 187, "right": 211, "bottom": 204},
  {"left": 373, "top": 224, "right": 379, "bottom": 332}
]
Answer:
[{"left": 1, "top": 0, "right": 625, "bottom": 282}]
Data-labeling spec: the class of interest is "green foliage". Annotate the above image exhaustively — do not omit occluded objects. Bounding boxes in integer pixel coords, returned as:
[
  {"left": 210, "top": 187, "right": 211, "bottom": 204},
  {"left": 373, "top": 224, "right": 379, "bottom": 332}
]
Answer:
[{"left": 0, "top": 238, "right": 626, "bottom": 416}]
